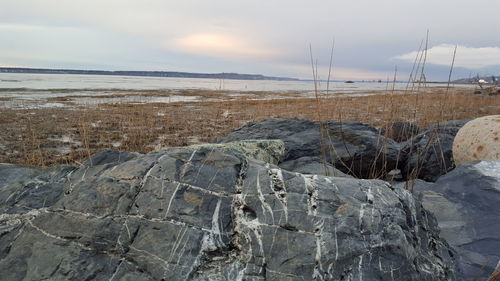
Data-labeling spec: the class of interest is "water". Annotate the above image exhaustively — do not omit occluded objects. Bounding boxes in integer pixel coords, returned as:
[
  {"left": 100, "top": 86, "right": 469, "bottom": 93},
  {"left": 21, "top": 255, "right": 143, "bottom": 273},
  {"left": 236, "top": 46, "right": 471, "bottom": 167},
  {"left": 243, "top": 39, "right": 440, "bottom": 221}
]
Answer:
[
  {"left": 0, "top": 73, "right": 473, "bottom": 109},
  {"left": 0, "top": 73, "right": 461, "bottom": 92}
]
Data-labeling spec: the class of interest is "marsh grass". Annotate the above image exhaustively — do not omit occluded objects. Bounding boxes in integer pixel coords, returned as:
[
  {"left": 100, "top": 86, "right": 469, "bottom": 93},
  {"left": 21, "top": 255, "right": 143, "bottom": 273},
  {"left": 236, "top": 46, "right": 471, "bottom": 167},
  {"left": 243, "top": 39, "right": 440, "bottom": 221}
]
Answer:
[{"left": 0, "top": 87, "right": 496, "bottom": 169}]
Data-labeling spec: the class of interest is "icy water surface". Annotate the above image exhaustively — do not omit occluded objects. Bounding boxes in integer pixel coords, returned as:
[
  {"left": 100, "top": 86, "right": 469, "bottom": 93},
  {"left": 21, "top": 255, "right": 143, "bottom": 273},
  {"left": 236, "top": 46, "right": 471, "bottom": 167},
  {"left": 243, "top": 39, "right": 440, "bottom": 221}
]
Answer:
[{"left": 0, "top": 73, "right": 474, "bottom": 109}]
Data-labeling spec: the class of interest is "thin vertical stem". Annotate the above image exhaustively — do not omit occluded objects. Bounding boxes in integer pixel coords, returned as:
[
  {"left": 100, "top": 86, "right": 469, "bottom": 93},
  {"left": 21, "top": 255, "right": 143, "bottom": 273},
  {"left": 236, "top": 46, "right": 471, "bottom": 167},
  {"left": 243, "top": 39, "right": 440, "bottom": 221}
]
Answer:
[
  {"left": 446, "top": 45, "right": 458, "bottom": 93},
  {"left": 326, "top": 38, "right": 336, "bottom": 96},
  {"left": 405, "top": 39, "right": 424, "bottom": 91},
  {"left": 447, "top": 45, "right": 458, "bottom": 119}
]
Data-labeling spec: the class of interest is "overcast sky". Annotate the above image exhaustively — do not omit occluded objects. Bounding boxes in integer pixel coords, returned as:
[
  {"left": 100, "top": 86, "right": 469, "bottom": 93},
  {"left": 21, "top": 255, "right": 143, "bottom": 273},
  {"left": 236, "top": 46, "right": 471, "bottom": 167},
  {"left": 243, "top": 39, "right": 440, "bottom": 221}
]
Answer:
[{"left": 1, "top": 0, "right": 499, "bottom": 80}]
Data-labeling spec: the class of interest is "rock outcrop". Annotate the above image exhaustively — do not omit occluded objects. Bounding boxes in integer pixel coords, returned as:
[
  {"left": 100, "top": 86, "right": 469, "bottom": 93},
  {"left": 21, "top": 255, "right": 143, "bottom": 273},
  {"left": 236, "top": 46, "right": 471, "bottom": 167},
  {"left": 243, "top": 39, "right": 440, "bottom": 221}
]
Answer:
[
  {"left": 401, "top": 120, "right": 469, "bottom": 182},
  {"left": 0, "top": 141, "right": 457, "bottom": 281},
  {"left": 405, "top": 161, "right": 500, "bottom": 281},
  {"left": 215, "top": 118, "right": 404, "bottom": 179}
]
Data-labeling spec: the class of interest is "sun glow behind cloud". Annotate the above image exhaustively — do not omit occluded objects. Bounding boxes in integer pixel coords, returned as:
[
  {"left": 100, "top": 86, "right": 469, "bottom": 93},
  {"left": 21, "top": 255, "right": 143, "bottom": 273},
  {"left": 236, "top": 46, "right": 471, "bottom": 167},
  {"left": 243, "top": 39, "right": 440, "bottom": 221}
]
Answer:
[
  {"left": 0, "top": 63, "right": 23, "bottom": 67},
  {"left": 394, "top": 44, "right": 500, "bottom": 69},
  {"left": 170, "top": 33, "right": 279, "bottom": 61}
]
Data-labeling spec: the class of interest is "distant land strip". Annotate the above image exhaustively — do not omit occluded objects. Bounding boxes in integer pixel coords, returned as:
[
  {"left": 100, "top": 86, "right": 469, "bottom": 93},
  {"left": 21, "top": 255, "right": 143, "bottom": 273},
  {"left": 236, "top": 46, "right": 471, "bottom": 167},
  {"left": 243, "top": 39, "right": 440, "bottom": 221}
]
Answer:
[{"left": 0, "top": 67, "right": 299, "bottom": 81}]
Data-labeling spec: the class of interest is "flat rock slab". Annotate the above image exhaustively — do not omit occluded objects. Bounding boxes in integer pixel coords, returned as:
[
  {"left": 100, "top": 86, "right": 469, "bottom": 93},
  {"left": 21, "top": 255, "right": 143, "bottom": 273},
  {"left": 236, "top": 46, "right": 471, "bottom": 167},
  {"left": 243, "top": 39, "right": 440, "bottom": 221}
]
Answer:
[
  {"left": 408, "top": 161, "right": 500, "bottom": 280},
  {"left": 0, "top": 142, "right": 457, "bottom": 280}
]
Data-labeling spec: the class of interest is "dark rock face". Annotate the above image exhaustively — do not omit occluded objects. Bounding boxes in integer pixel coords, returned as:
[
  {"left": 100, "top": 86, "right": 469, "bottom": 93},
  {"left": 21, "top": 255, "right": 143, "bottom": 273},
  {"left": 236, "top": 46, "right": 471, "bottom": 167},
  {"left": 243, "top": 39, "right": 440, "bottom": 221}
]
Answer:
[
  {"left": 215, "top": 118, "right": 404, "bottom": 179},
  {"left": 401, "top": 120, "right": 469, "bottom": 182},
  {"left": 409, "top": 161, "right": 500, "bottom": 281},
  {"left": 382, "top": 121, "right": 420, "bottom": 142},
  {"left": 0, "top": 144, "right": 457, "bottom": 281}
]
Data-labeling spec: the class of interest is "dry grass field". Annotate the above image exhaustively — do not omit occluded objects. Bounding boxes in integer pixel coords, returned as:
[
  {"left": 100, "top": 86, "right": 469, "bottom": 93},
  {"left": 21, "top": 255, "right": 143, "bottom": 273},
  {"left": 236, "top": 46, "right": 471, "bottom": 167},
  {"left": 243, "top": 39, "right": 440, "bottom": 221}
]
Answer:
[{"left": 0, "top": 86, "right": 498, "bottom": 167}]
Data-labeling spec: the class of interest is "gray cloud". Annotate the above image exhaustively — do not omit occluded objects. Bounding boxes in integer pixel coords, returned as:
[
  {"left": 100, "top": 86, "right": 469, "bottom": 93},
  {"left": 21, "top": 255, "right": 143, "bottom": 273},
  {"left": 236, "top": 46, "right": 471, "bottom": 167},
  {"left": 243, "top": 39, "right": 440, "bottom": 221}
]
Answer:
[
  {"left": 395, "top": 44, "right": 500, "bottom": 69},
  {"left": 1, "top": 0, "right": 499, "bottom": 80}
]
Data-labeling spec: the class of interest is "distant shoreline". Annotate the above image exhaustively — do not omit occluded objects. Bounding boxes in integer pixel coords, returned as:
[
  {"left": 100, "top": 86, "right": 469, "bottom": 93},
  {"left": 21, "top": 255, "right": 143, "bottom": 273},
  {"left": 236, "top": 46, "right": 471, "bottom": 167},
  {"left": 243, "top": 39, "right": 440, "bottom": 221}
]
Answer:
[
  {"left": 1, "top": 67, "right": 489, "bottom": 84},
  {"left": 0, "top": 67, "right": 299, "bottom": 82}
]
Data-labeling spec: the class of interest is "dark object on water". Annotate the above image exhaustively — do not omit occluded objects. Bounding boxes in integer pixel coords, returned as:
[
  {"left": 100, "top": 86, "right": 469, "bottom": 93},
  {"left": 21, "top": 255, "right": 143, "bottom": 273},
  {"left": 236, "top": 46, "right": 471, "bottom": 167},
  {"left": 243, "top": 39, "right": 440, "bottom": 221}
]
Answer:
[{"left": 345, "top": 80, "right": 354, "bottom": 83}]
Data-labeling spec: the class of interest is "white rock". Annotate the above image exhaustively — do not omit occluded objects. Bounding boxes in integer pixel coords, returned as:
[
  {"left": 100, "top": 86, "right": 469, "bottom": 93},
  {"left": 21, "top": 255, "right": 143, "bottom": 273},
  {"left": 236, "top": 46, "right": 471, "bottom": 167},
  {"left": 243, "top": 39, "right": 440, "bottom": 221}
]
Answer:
[{"left": 453, "top": 115, "right": 500, "bottom": 165}]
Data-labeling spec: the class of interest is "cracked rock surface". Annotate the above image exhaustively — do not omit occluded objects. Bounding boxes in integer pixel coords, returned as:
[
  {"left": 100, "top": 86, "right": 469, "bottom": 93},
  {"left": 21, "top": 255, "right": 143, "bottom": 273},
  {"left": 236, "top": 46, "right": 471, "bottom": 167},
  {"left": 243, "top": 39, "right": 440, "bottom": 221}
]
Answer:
[{"left": 0, "top": 141, "right": 457, "bottom": 280}]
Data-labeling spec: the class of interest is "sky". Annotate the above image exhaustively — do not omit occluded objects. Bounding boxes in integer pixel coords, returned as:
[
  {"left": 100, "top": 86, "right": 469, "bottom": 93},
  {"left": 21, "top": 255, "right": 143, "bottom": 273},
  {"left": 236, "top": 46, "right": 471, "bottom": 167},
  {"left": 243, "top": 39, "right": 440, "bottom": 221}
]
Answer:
[{"left": 1, "top": 0, "right": 500, "bottom": 81}]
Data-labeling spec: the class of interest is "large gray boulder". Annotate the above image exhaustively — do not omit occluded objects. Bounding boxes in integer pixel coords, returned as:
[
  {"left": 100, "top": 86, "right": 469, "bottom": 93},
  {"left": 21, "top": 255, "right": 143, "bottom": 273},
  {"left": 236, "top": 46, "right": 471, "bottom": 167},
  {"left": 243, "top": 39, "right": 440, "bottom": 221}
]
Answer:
[
  {"left": 408, "top": 161, "right": 500, "bottom": 280},
  {"left": 215, "top": 118, "right": 404, "bottom": 179},
  {"left": 401, "top": 120, "right": 469, "bottom": 181},
  {"left": 0, "top": 142, "right": 458, "bottom": 280}
]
